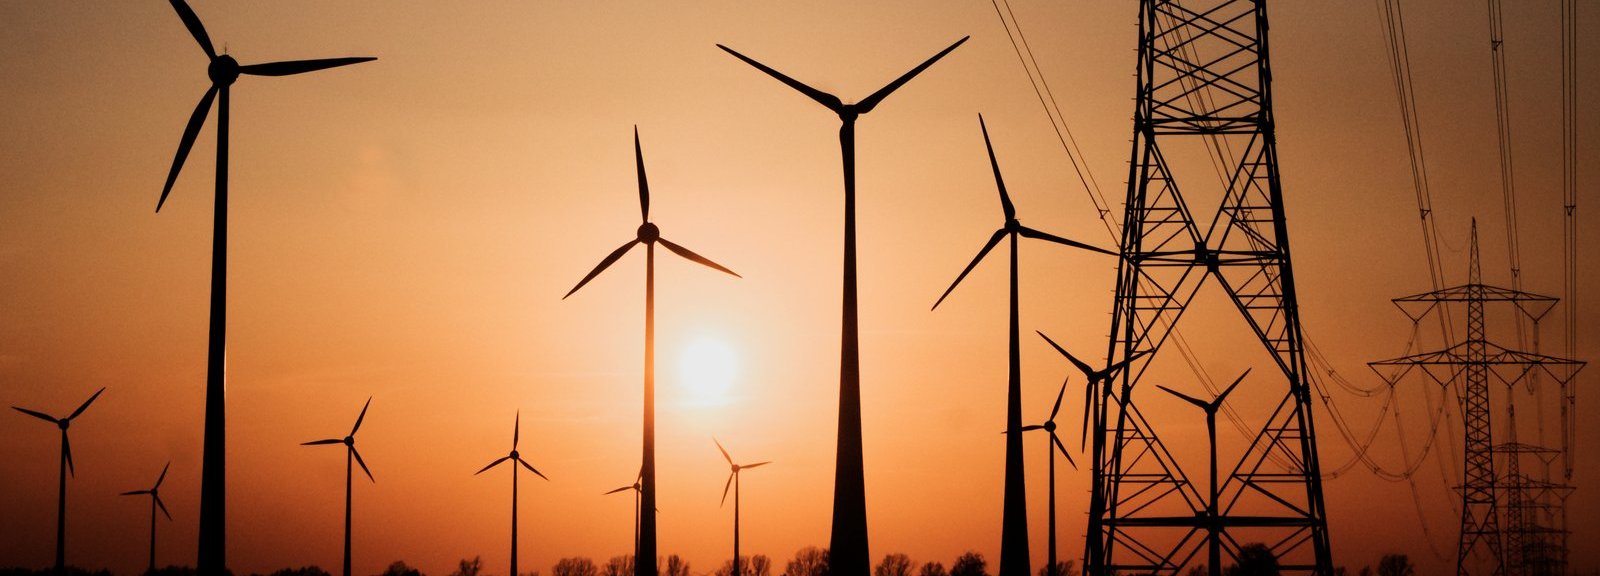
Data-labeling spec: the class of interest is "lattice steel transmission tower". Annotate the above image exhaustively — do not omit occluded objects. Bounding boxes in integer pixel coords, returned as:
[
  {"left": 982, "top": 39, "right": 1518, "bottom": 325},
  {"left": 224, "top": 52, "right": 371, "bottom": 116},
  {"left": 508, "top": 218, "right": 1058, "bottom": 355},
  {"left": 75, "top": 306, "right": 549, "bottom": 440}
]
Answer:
[
  {"left": 1087, "top": 1, "right": 1333, "bottom": 573},
  {"left": 1370, "top": 222, "right": 1584, "bottom": 576}
]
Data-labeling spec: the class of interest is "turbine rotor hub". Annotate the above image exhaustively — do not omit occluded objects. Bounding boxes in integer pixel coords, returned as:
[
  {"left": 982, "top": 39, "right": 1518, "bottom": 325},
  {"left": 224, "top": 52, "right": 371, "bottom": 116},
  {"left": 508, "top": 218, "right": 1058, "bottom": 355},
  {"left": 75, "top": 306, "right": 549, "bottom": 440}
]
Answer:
[
  {"left": 731, "top": 464, "right": 740, "bottom": 472},
  {"left": 1005, "top": 218, "right": 1021, "bottom": 232},
  {"left": 510, "top": 450, "right": 520, "bottom": 459},
  {"left": 209, "top": 55, "right": 240, "bottom": 86},
  {"left": 57, "top": 419, "right": 69, "bottom": 430},
  {"left": 637, "top": 222, "right": 660, "bottom": 243},
  {"left": 1044, "top": 421, "right": 1056, "bottom": 433},
  {"left": 342, "top": 436, "right": 354, "bottom": 446}
]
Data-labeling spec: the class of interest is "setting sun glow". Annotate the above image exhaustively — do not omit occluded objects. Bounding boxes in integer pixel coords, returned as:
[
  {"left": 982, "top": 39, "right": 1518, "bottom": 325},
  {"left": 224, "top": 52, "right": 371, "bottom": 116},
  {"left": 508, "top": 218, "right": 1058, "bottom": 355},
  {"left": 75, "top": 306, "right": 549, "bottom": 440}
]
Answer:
[{"left": 677, "top": 336, "right": 738, "bottom": 407}]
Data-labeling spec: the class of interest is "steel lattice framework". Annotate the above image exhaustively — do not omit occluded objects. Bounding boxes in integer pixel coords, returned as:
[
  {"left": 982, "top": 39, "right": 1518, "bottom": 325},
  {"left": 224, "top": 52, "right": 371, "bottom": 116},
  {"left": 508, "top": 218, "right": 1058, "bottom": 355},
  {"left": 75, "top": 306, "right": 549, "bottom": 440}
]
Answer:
[
  {"left": 1370, "top": 223, "right": 1584, "bottom": 576},
  {"left": 1088, "top": 1, "right": 1333, "bottom": 573}
]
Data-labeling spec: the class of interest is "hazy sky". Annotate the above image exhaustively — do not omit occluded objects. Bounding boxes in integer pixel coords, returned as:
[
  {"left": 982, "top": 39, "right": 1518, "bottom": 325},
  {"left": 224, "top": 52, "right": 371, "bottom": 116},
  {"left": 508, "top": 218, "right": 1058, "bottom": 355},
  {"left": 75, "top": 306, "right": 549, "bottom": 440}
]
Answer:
[{"left": 1, "top": 2, "right": 1596, "bottom": 576}]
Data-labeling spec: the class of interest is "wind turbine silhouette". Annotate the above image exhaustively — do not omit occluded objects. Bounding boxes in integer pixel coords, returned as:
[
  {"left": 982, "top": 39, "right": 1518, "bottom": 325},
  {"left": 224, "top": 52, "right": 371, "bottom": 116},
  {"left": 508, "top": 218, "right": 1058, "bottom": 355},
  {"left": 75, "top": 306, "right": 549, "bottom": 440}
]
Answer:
[
  {"left": 717, "top": 36, "right": 966, "bottom": 574},
  {"left": 302, "top": 398, "right": 376, "bottom": 576},
  {"left": 121, "top": 462, "right": 173, "bottom": 574},
  {"left": 715, "top": 439, "right": 769, "bottom": 576},
  {"left": 1015, "top": 381, "right": 1075, "bottom": 576},
  {"left": 930, "top": 116, "right": 1113, "bottom": 576},
  {"left": 604, "top": 469, "right": 643, "bottom": 562},
  {"left": 12, "top": 387, "right": 105, "bottom": 575},
  {"left": 1036, "top": 332, "right": 1148, "bottom": 454},
  {"left": 476, "top": 412, "right": 549, "bottom": 576},
  {"left": 564, "top": 128, "right": 739, "bottom": 576},
  {"left": 1156, "top": 370, "right": 1249, "bottom": 576},
  {"left": 158, "top": 3, "right": 374, "bottom": 571}
]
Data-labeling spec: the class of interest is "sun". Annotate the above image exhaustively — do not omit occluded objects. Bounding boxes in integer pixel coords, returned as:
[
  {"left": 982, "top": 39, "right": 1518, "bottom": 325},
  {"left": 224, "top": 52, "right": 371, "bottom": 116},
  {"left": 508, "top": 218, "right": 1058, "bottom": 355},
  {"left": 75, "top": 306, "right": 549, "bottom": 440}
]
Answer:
[{"left": 677, "top": 336, "right": 738, "bottom": 407}]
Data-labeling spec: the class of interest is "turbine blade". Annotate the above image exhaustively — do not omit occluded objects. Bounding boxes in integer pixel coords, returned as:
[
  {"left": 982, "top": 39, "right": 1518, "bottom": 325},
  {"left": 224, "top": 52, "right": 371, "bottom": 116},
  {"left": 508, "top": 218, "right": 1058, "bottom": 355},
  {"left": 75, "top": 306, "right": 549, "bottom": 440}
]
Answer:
[
  {"left": 1215, "top": 368, "right": 1251, "bottom": 407},
  {"left": 302, "top": 438, "right": 344, "bottom": 446},
  {"left": 475, "top": 456, "right": 510, "bottom": 475},
  {"left": 351, "top": 396, "right": 372, "bottom": 436},
  {"left": 1052, "top": 433, "right": 1078, "bottom": 470},
  {"left": 158, "top": 86, "right": 217, "bottom": 212},
  {"left": 714, "top": 437, "right": 733, "bottom": 466},
  {"left": 516, "top": 456, "right": 549, "bottom": 481},
  {"left": 1080, "top": 383, "right": 1093, "bottom": 452},
  {"left": 122, "top": 490, "right": 150, "bottom": 496},
  {"left": 155, "top": 462, "right": 170, "bottom": 489},
  {"left": 67, "top": 387, "right": 105, "bottom": 421},
  {"left": 513, "top": 411, "right": 520, "bottom": 450},
  {"left": 63, "top": 432, "right": 75, "bottom": 477},
  {"left": 239, "top": 57, "right": 376, "bottom": 77},
  {"left": 1036, "top": 331, "right": 1096, "bottom": 380},
  {"left": 154, "top": 494, "right": 172, "bottom": 520},
  {"left": 605, "top": 485, "right": 634, "bottom": 495},
  {"left": 721, "top": 472, "right": 734, "bottom": 506},
  {"left": 562, "top": 239, "right": 640, "bottom": 299},
  {"left": 635, "top": 127, "right": 650, "bottom": 223},
  {"left": 855, "top": 36, "right": 969, "bottom": 114},
  {"left": 978, "top": 114, "right": 1015, "bottom": 222},
  {"left": 1102, "top": 349, "right": 1151, "bottom": 379},
  {"left": 351, "top": 446, "right": 374, "bottom": 482},
  {"left": 931, "top": 228, "right": 1006, "bottom": 310},
  {"left": 716, "top": 44, "right": 843, "bottom": 112},
  {"left": 741, "top": 461, "right": 771, "bottom": 469},
  {"left": 658, "top": 238, "right": 739, "bottom": 278},
  {"left": 168, "top": 0, "right": 215, "bottom": 59},
  {"left": 1018, "top": 425, "right": 1044, "bottom": 432},
  {"left": 1156, "top": 384, "right": 1208, "bottom": 409},
  {"left": 12, "top": 406, "right": 57, "bottom": 424},
  {"left": 1017, "top": 225, "right": 1116, "bottom": 256},
  {"left": 1049, "top": 380, "right": 1067, "bottom": 421}
]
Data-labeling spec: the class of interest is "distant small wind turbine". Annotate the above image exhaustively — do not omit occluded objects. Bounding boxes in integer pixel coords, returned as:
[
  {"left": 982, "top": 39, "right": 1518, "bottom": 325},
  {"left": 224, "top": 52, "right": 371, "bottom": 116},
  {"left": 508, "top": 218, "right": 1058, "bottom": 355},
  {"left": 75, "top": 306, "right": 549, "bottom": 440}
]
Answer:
[
  {"left": 1035, "top": 332, "right": 1148, "bottom": 453},
  {"left": 302, "top": 397, "right": 376, "bottom": 576},
  {"left": 158, "top": 3, "right": 375, "bottom": 570},
  {"left": 564, "top": 127, "right": 739, "bottom": 576},
  {"left": 12, "top": 387, "right": 105, "bottom": 575},
  {"left": 1015, "top": 380, "right": 1075, "bottom": 576},
  {"left": 717, "top": 36, "right": 966, "bottom": 575},
  {"left": 1156, "top": 370, "right": 1249, "bottom": 576},
  {"left": 932, "top": 116, "right": 1113, "bottom": 576},
  {"left": 715, "top": 438, "right": 769, "bottom": 576},
  {"left": 476, "top": 412, "right": 549, "bottom": 576},
  {"left": 122, "top": 462, "right": 174, "bottom": 574},
  {"left": 604, "top": 468, "right": 643, "bottom": 561}
]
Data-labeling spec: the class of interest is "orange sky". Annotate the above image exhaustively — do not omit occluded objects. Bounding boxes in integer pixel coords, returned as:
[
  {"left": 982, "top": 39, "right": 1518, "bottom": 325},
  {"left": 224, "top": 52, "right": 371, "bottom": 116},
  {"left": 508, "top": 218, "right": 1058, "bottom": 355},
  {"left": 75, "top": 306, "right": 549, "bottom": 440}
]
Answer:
[{"left": 1, "top": 2, "right": 1597, "bottom": 576}]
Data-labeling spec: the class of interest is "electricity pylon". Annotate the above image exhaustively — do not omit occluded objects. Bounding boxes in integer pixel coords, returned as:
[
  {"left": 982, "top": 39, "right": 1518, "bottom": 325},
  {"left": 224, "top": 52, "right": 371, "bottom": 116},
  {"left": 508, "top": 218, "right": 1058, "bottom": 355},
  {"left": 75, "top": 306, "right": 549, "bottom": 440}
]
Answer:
[
  {"left": 1370, "top": 221, "right": 1584, "bottom": 576},
  {"left": 1090, "top": 1, "right": 1333, "bottom": 573}
]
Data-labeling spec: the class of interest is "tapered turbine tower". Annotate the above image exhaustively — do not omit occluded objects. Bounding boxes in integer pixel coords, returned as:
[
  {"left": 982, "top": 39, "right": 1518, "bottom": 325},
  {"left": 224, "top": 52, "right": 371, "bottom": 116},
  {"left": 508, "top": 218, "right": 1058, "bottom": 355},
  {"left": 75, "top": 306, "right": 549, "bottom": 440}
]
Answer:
[
  {"left": 157, "top": 3, "right": 374, "bottom": 572},
  {"left": 719, "top": 37, "right": 966, "bottom": 575},
  {"left": 12, "top": 388, "right": 105, "bottom": 575},
  {"left": 564, "top": 128, "right": 739, "bottom": 576},
  {"left": 302, "top": 398, "right": 376, "bottom": 576}
]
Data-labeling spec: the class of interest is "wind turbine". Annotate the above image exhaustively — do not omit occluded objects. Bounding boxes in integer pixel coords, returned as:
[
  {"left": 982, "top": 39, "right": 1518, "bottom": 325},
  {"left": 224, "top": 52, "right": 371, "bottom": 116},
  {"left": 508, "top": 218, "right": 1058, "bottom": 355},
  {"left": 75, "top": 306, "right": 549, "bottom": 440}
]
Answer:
[
  {"left": 121, "top": 462, "right": 174, "bottom": 574},
  {"left": 715, "top": 439, "right": 770, "bottom": 576},
  {"left": 564, "top": 127, "right": 739, "bottom": 576},
  {"left": 1016, "top": 382, "right": 1075, "bottom": 576},
  {"left": 12, "top": 387, "right": 105, "bottom": 575},
  {"left": 604, "top": 469, "right": 643, "bottom": 562},
  {"left": 717, "top": 36, "right": 966, "bottom": 575},
  {"left": 930, "top": 116, "right": 1113, "bottom": 576},
  {"left": 476, "top": 412, "right": 549, "bottom": 576},
  {"left": 157, "top": 3, "right": 374, "bottom": 571},
  {"left": 302, "top": 398, "right": 376, "bottom": 576},
  {"left": 1156, "top": 370, "right": 1249, "bottom": 576}
]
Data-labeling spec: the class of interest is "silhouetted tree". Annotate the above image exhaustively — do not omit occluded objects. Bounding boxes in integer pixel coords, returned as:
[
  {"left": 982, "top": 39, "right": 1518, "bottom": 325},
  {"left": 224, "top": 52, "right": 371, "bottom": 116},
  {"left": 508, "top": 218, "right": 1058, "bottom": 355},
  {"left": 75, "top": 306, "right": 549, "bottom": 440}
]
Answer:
[
  {"left": 263, "top": 567, "right": 330, "bottom": 576},
  {"left": 603, "top": 556, "right": 634, "bottom": 576},
  {"left": 152, "top": 566, "right": 203, "bottom": 576},
  {"left": 876, "top": 554, "right": 914, "bottom": 576},
  {"left": 664, "top": 556, "right": 690, "bottom": 576},
  {"left": 917, "top": 562, "right": 946, "bottom": 576},
  {"left": 715, "top": 556, "right": 771, "bottom": 576},
  {"left": 451, "top": 558, "right": 483, "bottom": 576},
  {"left": 1037, "top": 561, "right": 1076, "bottom": 576},
  {"left": 552, "top": 558, "right": 597, "bottom": 576},
  {"left": 1182, "top": 565, "right": 1205, "bottom": 576},
  {"left": 784, "top": 548, "right": 828, "bottom": 576},
  {"left": 1375, "top": 555, "right": 1413, "bottom": 576},
  {"left": 1357, "top": 567, "right": 1373, "bottom": 576},
  {"left": 377, "top": 562, "right": 425, "bottom": 576},
  {"left": 949, "top": 552, "right": 988, "bottom": 576},
  {"left": 1224, "top": 544, "right": 1279, "bottom": 576}
]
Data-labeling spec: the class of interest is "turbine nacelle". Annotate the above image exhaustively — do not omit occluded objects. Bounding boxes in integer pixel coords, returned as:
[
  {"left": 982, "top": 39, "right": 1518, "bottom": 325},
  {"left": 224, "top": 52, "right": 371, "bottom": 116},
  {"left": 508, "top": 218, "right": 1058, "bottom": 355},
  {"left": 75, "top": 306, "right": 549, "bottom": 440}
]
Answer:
[
  {"left": 638, "top": 222, "right": 661, "bottom": 244},
  {"left": 208, "top": 55, "right": 240, "bottom": 86}
]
